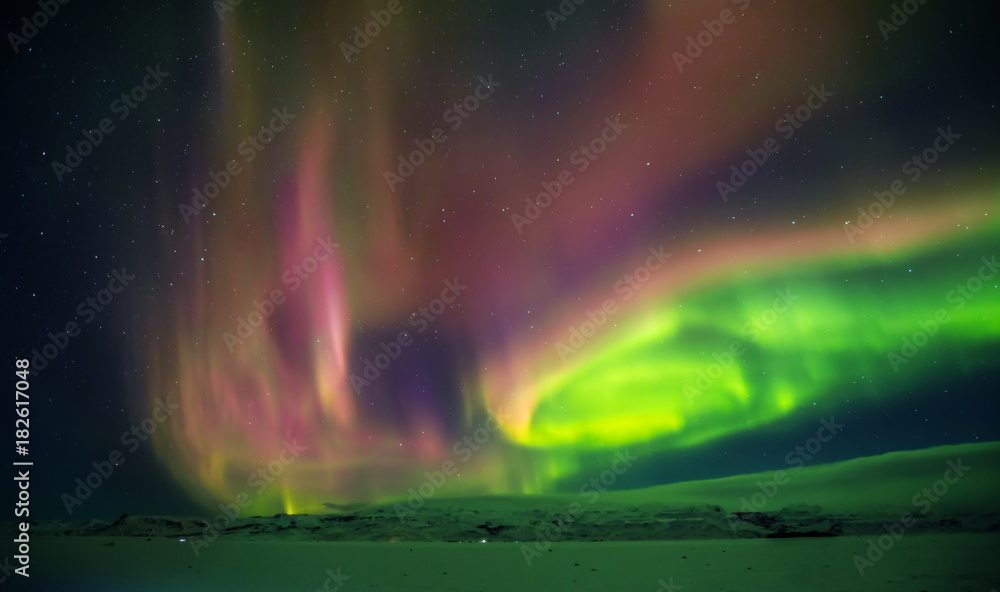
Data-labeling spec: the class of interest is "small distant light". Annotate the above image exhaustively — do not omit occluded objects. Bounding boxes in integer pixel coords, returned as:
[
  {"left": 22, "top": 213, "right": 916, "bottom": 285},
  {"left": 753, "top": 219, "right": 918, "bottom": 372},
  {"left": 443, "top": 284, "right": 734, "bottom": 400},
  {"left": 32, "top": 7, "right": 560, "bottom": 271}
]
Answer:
[
  {"left": 179, "top": 538, "right": 186, "bottom": 542},
  {"left": 481, "top": 539, "right": 487, "bottom": 543}
]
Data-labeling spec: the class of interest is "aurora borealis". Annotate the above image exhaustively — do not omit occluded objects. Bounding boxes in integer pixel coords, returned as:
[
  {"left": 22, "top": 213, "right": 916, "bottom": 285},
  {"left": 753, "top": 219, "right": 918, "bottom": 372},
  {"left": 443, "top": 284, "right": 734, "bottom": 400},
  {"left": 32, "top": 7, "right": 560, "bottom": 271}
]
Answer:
[
  {"left": 127, "top": 1, "right": 998, "bottom": 516},
  {"left": 8, "top": 0, "right": 998, "bottom": 521},
  {"left": 150, "top": 192, "right": 999, "bottom": 517}
]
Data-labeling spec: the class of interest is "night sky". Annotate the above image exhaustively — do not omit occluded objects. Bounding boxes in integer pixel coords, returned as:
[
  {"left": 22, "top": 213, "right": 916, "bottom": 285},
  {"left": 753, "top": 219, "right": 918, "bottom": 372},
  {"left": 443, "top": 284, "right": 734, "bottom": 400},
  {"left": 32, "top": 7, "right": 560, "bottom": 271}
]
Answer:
[{"left": 3, "top": 0, "right": 998, "bottom": 521}]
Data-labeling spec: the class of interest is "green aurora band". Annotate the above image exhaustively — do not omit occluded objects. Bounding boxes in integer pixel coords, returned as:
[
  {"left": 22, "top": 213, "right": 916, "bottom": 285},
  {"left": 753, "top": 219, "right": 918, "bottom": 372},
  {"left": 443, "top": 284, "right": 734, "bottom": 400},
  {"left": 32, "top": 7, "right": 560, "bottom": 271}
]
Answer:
[{"left": 479, "top": 210, "right": 999, "bottom": 466}]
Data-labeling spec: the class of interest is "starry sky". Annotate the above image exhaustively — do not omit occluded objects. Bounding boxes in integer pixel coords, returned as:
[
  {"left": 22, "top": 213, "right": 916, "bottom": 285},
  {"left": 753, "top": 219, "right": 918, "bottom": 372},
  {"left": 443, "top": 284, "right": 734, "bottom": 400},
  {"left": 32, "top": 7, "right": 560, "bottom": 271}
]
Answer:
[{"left": 4, "top": 0, "right": 998, "bottom": 520}]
